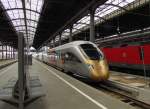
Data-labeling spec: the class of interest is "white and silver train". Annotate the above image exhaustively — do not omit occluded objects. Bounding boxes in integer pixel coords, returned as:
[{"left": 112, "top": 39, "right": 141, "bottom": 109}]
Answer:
[{"left": 37, "top": 41, "right": 109, "bottom": 82}]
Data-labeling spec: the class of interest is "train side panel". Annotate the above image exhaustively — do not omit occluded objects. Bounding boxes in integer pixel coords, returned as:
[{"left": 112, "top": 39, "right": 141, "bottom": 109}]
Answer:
[
  {"left": 124, "top": 46, "right": 142, "bottom": 64},
  {"left": 143, "top": 45, "right": 150, "bottom": 64},
  {"left": 101, "top": 45, "right": 150, "bottom": 70}
]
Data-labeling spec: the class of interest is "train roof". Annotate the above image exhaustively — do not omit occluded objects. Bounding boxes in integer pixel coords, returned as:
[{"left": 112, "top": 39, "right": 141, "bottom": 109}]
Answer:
[{"left": 50, "top": 41, "right": 94, "bottom": 51}]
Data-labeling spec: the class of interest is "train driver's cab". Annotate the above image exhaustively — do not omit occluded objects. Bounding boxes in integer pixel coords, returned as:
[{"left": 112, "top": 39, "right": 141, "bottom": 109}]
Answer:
[{"left": 79, "top": 44, "right": 104, "bottom": 60}]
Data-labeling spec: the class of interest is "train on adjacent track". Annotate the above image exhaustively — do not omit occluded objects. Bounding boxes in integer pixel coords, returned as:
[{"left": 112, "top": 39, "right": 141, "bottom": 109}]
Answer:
[
  {"left": 101, "top": 44, "right": 150, "bottom": 70},
  {"left": 36, "top": 41, "right": 109, "bottom": 82}
]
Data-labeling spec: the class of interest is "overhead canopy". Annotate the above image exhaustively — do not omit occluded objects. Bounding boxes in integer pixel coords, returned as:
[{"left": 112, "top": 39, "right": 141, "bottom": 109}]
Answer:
[
  {"left": 33, "top": 0, "right": 99, "bottom": 49},
  {"left": 0, "top": 1, "right": 17, "bottom": 47},
  {"left": 1, "top": 0, "right": 146, "bottom": 49},
  {"left": 0, "top": 0, "right": 107, "bottom": 48},
  {"left": 58, "top": 0, "right": 135, "bottom": 42},
  {"left": 0, "top": 0, "right": 43, "bottom": 46},
  {"left": 48, "top": 0, "right": 137, "bottom": 46},
  {"left": 52, "top": 0, "right": 150, "bottom": 46}
]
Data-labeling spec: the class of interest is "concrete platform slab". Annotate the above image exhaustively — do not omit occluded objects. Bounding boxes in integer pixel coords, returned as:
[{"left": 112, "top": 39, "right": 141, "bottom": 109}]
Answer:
[
  {"left": 0, "top": 60, "right": 136, "bottom": 109},
  {"left": 0, "top": 59, "right": 16, "bottom": 70},
  {"left": 110, "top": 71, "right": 150, "bottom": 88}
]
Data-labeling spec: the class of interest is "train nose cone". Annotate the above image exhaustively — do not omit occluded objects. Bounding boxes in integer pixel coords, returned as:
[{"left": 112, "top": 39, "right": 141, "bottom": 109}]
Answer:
[
  {"left": 91, "top": 60, "right": 109, "bottom": 81},
  {"left": 99, "top": 71, "right": 109, "bottom": 81},
  {"left": 91, "top": 70, "right": 109, "bottom": 81}
]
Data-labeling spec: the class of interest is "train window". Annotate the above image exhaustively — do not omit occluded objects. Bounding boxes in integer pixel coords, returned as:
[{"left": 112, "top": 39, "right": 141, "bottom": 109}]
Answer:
[
  {"left": 80, "top": 44, "right": 102, "bottom": 60},
  {"left": 65, "top": 52, "right": 81, "bottom": 63}
]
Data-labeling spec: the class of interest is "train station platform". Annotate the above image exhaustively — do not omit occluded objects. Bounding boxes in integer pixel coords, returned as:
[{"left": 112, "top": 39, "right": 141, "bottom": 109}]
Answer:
[
  {"left": 0, "top": 59, "right": 16, "bottom": 69},
  {"left": 0, "top": 59, "right": 136, "bottom": 109},
  {"left": 110, "top": 71, "right": 150, "bottom": 88}
]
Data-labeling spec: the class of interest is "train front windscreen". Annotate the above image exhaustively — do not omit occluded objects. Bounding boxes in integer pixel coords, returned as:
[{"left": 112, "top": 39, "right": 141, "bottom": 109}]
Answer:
[{"left": 80, "top": 44, "right": 103, "bottom": 60}]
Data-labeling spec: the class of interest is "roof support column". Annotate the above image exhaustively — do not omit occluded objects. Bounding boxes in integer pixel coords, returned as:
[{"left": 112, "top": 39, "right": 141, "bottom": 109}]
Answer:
[
  {"left": 18, "top": 32, "right": 25, "bottom": 109},
  {"left": 9, "top": 46, "right": 11, "bottom": 59},
  {"left": 7, "top": 45, "right": 10, "bottom": 59},
  {"left": 11, "top": 46, "right": 13, "bottom": 59},
  {"left": 9, "top": 45, "right": 10, "bottom": 59},
  {"left": 2, "top": 44, "right": 3, "bottom": 60},
  {"left": 89, "top": 8, "right": 95, "bottom": 42},
  {"left": 69, "top": 25, "right": 73, "bottom": 42},
  {"left": 59, "top": 33, "right": 62, "bottom": 45},
  {"left": 13, "top": 47, "right": 15, "bottom": 59},
  {"left": 6, "top": 45, "right": 7, "bottom": 60}
]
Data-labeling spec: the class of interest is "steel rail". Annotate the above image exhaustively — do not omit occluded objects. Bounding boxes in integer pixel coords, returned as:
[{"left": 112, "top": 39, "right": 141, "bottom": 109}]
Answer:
[{"left": 100, "top": 80, "right": 150, "bottom": 109}]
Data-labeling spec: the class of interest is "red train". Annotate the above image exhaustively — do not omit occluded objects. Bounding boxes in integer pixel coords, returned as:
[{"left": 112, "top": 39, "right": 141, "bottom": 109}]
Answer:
[{"left": 101, "top": 44, "right": 150, "bottom": 70}]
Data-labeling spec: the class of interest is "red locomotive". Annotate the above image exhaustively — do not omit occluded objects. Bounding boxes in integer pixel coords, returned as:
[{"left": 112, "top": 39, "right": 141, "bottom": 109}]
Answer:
[{"left": 101, "top": 44, "right": 150, "bottom": 70}]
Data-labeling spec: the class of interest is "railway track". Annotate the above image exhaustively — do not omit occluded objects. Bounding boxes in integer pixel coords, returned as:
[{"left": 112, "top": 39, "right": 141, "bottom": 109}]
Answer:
[
  {"left": 68, "top": 73, "right": 150, "bottom": 108},
  {"left": 70, "top": 72, "right": 150, "bottom": 109},
  {"left": 97, "top": 80, "right": 150, "bottom": 109}
]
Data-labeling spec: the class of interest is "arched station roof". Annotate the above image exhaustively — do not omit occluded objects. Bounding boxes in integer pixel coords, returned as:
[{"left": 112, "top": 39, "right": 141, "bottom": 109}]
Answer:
[
  {"left": 51, "top": 0, "right": 150, "bottom": 47},
  {"left": 0, "top": 0, "right": 43, "bottom": 47},
  {"left": 0, "top": 0, "right": 107, "bottom": 48},
  {"left": 0, "top": 0, "right": 149, "bottom": 49}
]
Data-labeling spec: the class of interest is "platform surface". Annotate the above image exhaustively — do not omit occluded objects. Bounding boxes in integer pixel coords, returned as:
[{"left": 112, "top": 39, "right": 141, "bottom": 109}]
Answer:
[
  {"left": 0, "top": 59, "right": 16, "bottom": 70},
  {"left": 0, "top": 59, "right": 15, "bottom": 66},
  {"left": 110, "top": 70, "right": 150, "bottom": 88},
  {"left": 0, "top": 59, "right": 136, "bottom": 109}
]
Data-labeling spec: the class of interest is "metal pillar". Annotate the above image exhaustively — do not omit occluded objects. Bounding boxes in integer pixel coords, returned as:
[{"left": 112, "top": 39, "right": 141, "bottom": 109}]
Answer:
[
  {"left": 11, "top": 47, "right": 13, "bottom": 59},
  {"left": 10, "top": 46, "right": 11, "bottom": 59},
  {"left": 9, "top": 45, "right": 11, "bottom": 59},
  {"left": 69, "top": 26, "right": 73, "bottom": 42},
  {"left": 90, "top": 8, "right": 95, "bottom": 42},
  {"left": 0, "top": 45, "right": 1, "bottom": 60},
  {"left": 9, "top": 46, "right": 11, "bottom": 59},
  {"left": 6, "top": 45, "right": 7, "bottom": 60},
  {"left": 18, "top": 33, "right": 25, "bottom": 109},
  {"left": 59, "top": 33, "right": 62, "bottom": 45},
  {"left": 8, "top": 45, "right": 9, "bottom": 59},
  {"left": 13, "top": 48, "right": 15, "bottom": 59},
  {"left": 0, "top": 33, "right": 44, "bottom": 109},
  {"left": 2, "top": 44, "right": 3, "bottom": 60}
]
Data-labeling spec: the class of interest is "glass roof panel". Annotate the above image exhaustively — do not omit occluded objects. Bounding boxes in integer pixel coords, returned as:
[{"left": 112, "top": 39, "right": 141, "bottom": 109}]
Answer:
[
  {"left": 72, "top": 15, "right": 90, "bottom": 33},
  {"left": 1, "top": 0, "right": 22, "bottom": 9},
  {"left": 72, "top": 28, "right": 77, "bottom": 33},
  {"left": 0, "top": 0, "right": 44, "bottom": 45},
  {"left": 15, "top": 27, "right": 23, "bottom": 31},
  {"left": 22, "top": 26, "right": 26, "bottom": 30},
  {"left": 62, "top": 29, "right": 70, "bottom": 37},
  {"left": 71, "top": 0, "right": 135, "bottom": 37},
  {"left": 64, "top": 29, "right": 70, "bottom": 33},
  {"left": 96, "top": 0, "right": 135, "bottom": 18},
  {"left": 27, "top": 27, "right": 36, "bottom": 32},
  {"left": 34, "top": 23, "right": 37, "bottom": 27}
]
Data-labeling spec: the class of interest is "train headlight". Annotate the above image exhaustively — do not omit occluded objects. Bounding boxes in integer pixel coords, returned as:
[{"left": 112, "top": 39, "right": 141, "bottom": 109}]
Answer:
[{"left": 87, "top": 64, "right": 94, "bottom": 69}]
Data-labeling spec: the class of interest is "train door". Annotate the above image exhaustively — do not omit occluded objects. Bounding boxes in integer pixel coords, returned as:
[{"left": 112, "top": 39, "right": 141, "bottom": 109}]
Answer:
[
  {"left": 57, "top": 50, "right": 62, "bottom": 68},
  {"left": 64, "top": 52, "right": 84, "bottom": 75},
  {"left": 60, "top": 53, "right": 65, "bottom": 69},
  {"left": 71, "top": 54, "right": 85, "bottom": 76},
  {"left": 64, "top": 52, "right": 72, "bottom": 72}
]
